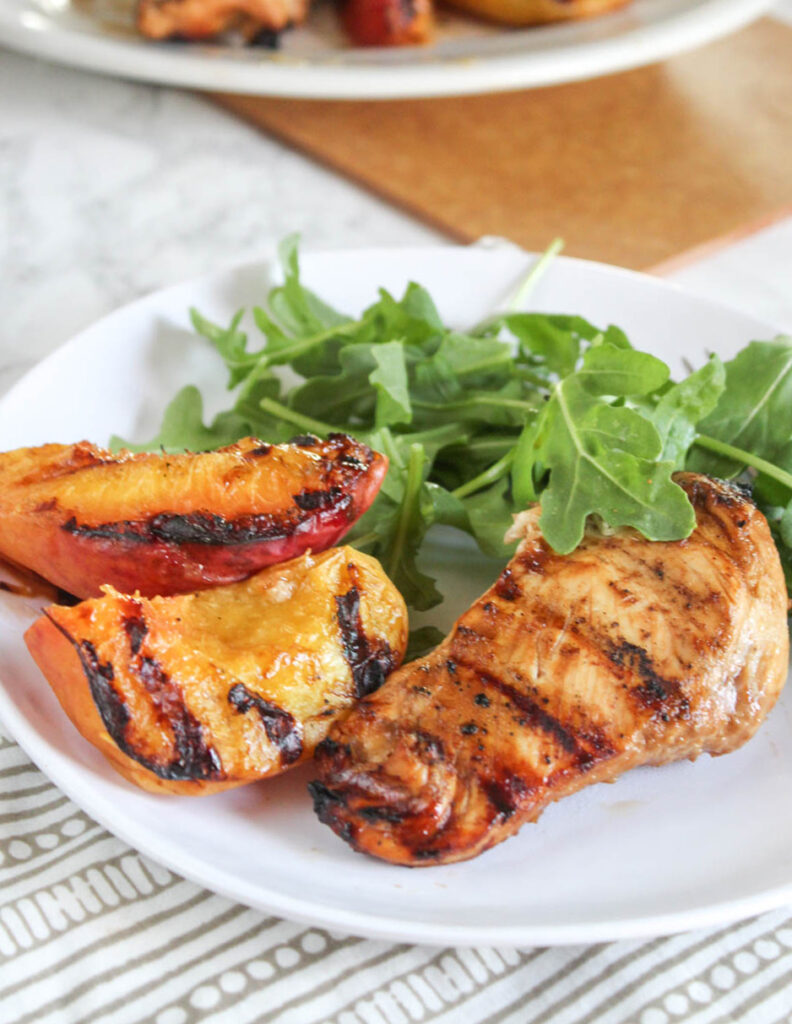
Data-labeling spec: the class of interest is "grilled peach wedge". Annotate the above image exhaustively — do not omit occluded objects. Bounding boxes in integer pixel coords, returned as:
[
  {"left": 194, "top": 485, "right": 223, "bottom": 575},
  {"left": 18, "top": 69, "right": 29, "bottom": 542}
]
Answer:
[
  {"left": 0, "top": 434, "right": 386, "bottom": 599},
  {"left": 25, "top": 546, "right": 408, "bottom": 795}
]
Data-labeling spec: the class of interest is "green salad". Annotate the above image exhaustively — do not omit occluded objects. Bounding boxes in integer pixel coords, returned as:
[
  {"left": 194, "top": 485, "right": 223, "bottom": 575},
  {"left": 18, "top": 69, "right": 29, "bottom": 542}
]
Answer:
[{"left": 115, "top": 236, "right": 792, "bottom": 632}]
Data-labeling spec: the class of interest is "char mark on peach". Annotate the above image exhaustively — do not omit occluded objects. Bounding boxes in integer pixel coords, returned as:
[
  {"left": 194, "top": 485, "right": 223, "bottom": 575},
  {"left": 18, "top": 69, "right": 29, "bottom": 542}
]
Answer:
[
  {"left": 44, "top": 612, "right": 223, "bottom": 782},
  {"left": 227, "top": 682, "right": 303, "bottom": 764},
  {"left": 335, "top": 586, "right": 397, "bottom": 698}
]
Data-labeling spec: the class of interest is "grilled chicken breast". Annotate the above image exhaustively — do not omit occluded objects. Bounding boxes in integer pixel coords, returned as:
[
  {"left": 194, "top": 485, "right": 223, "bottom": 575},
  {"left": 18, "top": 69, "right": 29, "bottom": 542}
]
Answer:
[
  {"left": 311, "top": 473, "right": 790, "bottom": 866},
  {"left": 26, "top": 547, "right": 407, "bottom": 795}
]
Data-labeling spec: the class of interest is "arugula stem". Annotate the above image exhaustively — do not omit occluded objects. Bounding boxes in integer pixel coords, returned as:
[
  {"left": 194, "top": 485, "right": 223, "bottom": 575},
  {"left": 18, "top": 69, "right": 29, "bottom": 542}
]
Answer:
[
  {"left": 455, "top": 353, "right": 515, "bottom": 377},
  {"left": 452, "top": 450, "right": 515, "bottom": 499},
  {"left": 254, "top": 309, "right": 357, "bottom": 364},
  {"left": 387, "top": 445, "right": 425, "bottom": 580},
  {"left": 515, "top": 367, "right": 552, "bottom": 388},
  {"left": 471, "top": 238, "right": 564, "bottom": 334},
  {"left": 413, "top": 396, "right": 536, "bottom": 413},
  {"left": 693, "top": 434, "right": 792, "bottom": 490},
  {"left": 507, "top": 237, "right": 565, "bottom": 312},
  {"left": 375, "top": 427, "right": 406, "bottom": 471},
  {"left": 445, "top": 436, "right": 516, "bottom": 458},
  {"left": 348, "top": 530, "right": 379, "bottom": 551},
  {"left": 258, "top": 397, "right": 335, "bottom": 436}
]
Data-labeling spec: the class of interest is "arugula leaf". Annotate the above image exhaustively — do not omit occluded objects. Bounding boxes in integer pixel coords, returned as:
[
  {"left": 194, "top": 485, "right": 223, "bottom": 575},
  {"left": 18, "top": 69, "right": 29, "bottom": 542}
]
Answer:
[
  {"left": 358, "top": 284, "right": 444, "bottom": 350},
  {"left": 647, "top": 356, "right": 725, "bottom": 468},
  {"left": 189, "top": 309, "right": 262, "bottom": 389},
  {"left": 371, "top": 444, "right": 442, "bottom": 611},
  {"left": 515, "top": 345, "right": 694, "bottom": 553},
  {"left": 111, "top": 386, "right": 249, "bottom": 453},
  {"left": 370, "top": 341, "right": 412, "bottom": 428},
  {"left": 503, "top": 313, "right": 596, "bottom": 377},
  {"left": 412, "top": 382, "right": 535, "bottom": 429},
  {"left": 462, "top": 482, "right": 518, "bottom": 559},
  {"left": 693, "top": 338, "right": 792, "bottom": 475},
  {"left": 270, "top": 234, "right": 349, "bottom": 336},
  {"left": 126, "top": 236, "right": 792, "bottom": 615},
  {"left": 404, "top": 626, "right": 446, "bottom": 662}
]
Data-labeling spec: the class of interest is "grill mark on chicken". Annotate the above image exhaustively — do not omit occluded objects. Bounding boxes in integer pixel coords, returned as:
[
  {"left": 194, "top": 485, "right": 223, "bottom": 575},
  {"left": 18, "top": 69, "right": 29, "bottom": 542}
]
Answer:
[
  {"left": 44, "top": 611, "right": 224, "bottom": 782},
  {"left": 462, "top": 662, "right": 614, "bottom": 768},
  {"left": 311, "top": 473, "right": 789, "bottom": 866},
  {"left": 308, "top": 781, "right": 357, "bottom": 843},
  {"left": 335, "top": 581, "right": 397, "bottom": 698},
  {"left": 481, "top": 772, "right": 533, "bottom": 819},
  {"left": 227, "top": 682, "right": 303, "bottom": 764},
  {"left": 607, "top": 639, "right": 689, "bottom": 717},
  {"left": 491, "top": 569, "right": 522, "bottom": 598}
]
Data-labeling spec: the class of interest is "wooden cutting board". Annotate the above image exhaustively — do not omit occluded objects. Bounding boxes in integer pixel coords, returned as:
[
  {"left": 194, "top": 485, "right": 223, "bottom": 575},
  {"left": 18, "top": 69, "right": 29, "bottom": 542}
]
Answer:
[{"left": 213, "top": 17, "right": 792, "bottom": 270}]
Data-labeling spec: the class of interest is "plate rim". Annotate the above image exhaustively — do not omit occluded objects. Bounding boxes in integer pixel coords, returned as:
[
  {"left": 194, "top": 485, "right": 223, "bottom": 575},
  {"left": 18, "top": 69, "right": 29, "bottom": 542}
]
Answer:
[
  {"left": 0, "top": 0, "right": 776, "bottom": 98},
  {"left": 0, "top": 242, "right": 789, "bottom": 947}
]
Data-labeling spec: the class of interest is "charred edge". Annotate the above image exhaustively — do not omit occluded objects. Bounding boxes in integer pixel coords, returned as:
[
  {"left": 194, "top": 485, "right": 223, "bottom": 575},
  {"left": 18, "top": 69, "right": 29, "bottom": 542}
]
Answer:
[
  {"left": 307, "top": 781, "right": 356, "bottom": 843},
  {"left": 43, "top": 614, "right": 127, "bottom": 752},
  {"left": 135, "top": 656, "right": 223, "bottom": 780},
  {"left": 77, "top": 639, "right": 130, "bottom": 749},
  {"left": 59, "top": 434, "right": 374, "bottom": 547},
  {"left": 294, "top": 487, "right": 342, "bottom": 511},
  {"left": 413, "top": 730, "right": 445, "bottom": 762},
  {"left": 43, "top": 613, "right": 222, "bottom": 782},
  {"left": 482, "top": 773, "right": 529, "bottom": 820},
  {"left": 315, "top": 736, "right": 351, "bottom": 760},
  {"left": 607, "top": 640, "right": 689, "bottom": 716},
  {"left": 493, "top": 567, "right": 521, "bottom": 601},
  {"left": 123, "top": 614, "right": 148, "bottom": 656},
  {"left": 518, "top": 547, "right": 551, "bottom": 575},
  {"left": 412, "top": 848, "right": 444, "bottom": 861},
  {"left": 227, "top": 682, "right": 303, "bottom": 765},
  {"left": 250, "top": 27, "right": 281, "bottom": 47},
  {"left": 358, "top": 805, "right": 406, "bottom": 823},
  {"left": 289, "top": 434, "right": 319, "bottom": 447},
  {"left": 249, "top": 444, "right": 272, "bottom": 457},
  {"left": 335, "top": 587, "right": 396, "bottom": 698},
  {"left": 61, "top": 497, "right": 353, "bottom": 547},
  {"left": 684, "top": 474, "right": 755, "bottom": 511}
]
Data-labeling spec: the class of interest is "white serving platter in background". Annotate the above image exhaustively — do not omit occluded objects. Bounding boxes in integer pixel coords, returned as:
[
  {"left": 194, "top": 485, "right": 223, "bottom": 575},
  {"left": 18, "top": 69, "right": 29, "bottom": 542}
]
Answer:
[
  {"left": 0, "top": 244, "right": 790, "bottom": 946},
  {"left": 0, "top": 0, "right": 775, "bottom": 98}
]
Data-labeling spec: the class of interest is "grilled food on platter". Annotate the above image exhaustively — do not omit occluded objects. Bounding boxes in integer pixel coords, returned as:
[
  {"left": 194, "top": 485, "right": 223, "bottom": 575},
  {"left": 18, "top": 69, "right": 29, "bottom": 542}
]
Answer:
[
  {"left": 137, "top": 0, "right": 307, "bottom": 41},
  {"left": 25, "top": 547, "right": 408, "bottom": 795},
  {"left": 442, "top": 0, "right": 631, "bottom": 27},
  {"left": 0, "top": 434, "right": 385, "bottom": 599},
  {"left": 136, "top": 0, "right": 631, "bottom": 43},
  {"left": 310, "top": 473, "right": 789, "bottom": 866},
  {"left": 342, "top": 0, "right": 433, "bottom": 46}
]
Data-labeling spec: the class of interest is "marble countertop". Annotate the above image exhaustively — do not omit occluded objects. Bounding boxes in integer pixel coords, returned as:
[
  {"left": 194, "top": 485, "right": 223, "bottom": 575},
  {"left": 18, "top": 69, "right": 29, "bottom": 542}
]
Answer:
[{"left": 2, "top": 13, "right": 791, "bottom": 400}]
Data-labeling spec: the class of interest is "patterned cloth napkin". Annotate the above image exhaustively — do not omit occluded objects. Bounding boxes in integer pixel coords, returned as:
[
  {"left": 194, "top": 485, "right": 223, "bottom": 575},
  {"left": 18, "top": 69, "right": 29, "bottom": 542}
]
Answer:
[{"left": 1, "top": 720, "right": 790, "bottom": 1023}]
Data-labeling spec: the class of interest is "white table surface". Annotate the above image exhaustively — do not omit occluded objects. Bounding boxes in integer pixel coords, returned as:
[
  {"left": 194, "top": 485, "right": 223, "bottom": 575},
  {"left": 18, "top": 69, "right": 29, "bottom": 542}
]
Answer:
[{"left": 1, "top": 14, "right": 792, "bottom": 1024}]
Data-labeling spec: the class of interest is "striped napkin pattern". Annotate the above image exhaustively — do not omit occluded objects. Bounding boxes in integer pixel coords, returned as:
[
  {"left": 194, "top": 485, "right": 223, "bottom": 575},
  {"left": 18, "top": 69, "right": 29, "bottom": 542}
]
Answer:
[{"left": 1, "top": 722, "right": 791, "bottom": 1024}]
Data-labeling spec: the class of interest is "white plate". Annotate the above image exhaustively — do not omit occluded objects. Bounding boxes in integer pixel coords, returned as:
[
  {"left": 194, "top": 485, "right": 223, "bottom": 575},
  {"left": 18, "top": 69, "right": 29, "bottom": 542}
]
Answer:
[
  {"left": 0, "top": 0, "right": 775, "bottom": 98},
  {"left": 0, "top": 245, "right": 790, "bottom": 947}
]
